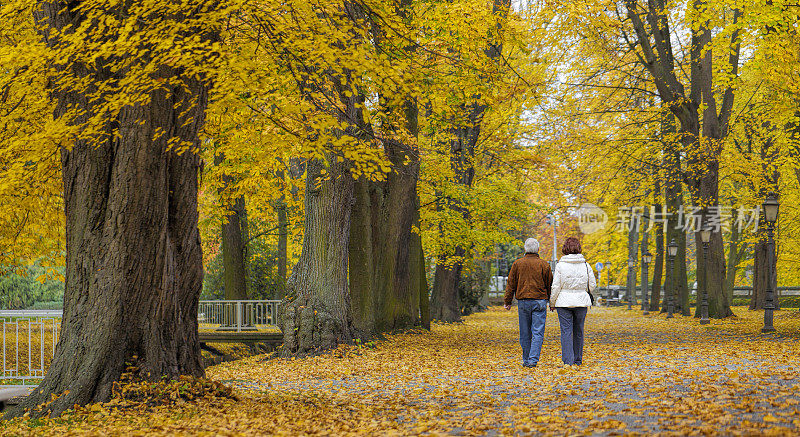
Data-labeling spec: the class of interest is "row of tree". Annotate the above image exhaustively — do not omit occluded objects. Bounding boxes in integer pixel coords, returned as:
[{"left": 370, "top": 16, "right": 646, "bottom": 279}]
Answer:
[
  {"left": 537, "top": 0, "right": 799, "bottom": 318},
  {"left": 1, "top": 0, "right": 797, "bottom": 418},
  {"left": 0, "top": 0, "right": 545, "bottom": 416}
]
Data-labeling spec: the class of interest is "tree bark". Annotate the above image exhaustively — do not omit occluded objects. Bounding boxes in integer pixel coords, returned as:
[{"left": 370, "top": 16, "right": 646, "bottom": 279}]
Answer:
[
  {"left": 371, "top": 143, "right": 422, "bottom": 332},
  {"left": 349, "top": 166, "right": 422, "bottom": 334},
  {"left": 216, "top": 152, "right": 249, "bottom": 302},
  {"left": 746, "top": 122, "right": 780, "bottom": 310},
  {"left": 412, "top": 230, "right": 431, "bottom": 330},
  {"left": 349, "top": 178, "right": 376, "bottom": 336},
  {"left": 281, "top": 158, "right": 357, "bottom": 354},
  {"left": 431, "top": 249, "right": 465, "bottom": 322}
]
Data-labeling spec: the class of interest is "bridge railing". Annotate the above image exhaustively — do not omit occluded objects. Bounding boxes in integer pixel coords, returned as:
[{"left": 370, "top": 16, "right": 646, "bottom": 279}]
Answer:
[
  {"left": 0, "top": 315, "right": 60, "bottom": 386},
  {"left": 197, "top": 300, "right": 281, "bottom": 332}
]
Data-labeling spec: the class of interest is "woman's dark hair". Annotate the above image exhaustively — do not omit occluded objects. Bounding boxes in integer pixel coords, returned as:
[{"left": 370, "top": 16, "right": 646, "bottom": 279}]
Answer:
[{"left": 562, "top": 237, "right": 582, "bottom": 255}]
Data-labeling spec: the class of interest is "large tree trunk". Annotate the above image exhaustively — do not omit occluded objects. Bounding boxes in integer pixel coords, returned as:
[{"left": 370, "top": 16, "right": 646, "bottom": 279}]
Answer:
[
  {"left": 349, "top": 178, "right": 376, "bottom": 336},
  {"left": 690, "top": 170, "right": 733, "bottom": 319},
  {"left": 276, "top": 196, "right": 289, "bottom": 295},
  {"left": 345, "top": 0, "right": 423, "bottom": 335},
  {"left": 12, "top": 1, "right": 209, "bottom": 418},
  {"left": 218, "top": 168, "right": 249, "bottom": 301},
  {"left": 686, "top": 2, "right": 734, "bottom": 319},
  {"left": 220, "top": 193, "right": 249, "bottom": 329},
  {"left": 429, "top": 0, "right": 510, "bottom": 322},
  {"left": 411, "top": 230, "right": 431, "bottom": 330},
  {"left": 431, "top": 249, "right": 465, "bottom": 322},
  {"left": 748, "top": 128, "right": 780, "bottom": 310},
  {"left": 281, "top": 158, "right": 357, "bottom": 354},
  {"left": 430, "top": 124, "right": 478, "bottom": 323},
  {"left": 372, "top": 142, "right": 422, "bottom": 332},
  {"left": 349, "top": 166, "right": 422, "bottom": 334},
  {"left": 626, "top": 222, "right": 638, "bottom": 306}
]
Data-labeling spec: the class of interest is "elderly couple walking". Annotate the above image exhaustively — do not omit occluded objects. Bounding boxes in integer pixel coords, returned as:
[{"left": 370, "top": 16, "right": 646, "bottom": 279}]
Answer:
[{"left": 503, "top": 237, "right": 596, "bottom": 367}]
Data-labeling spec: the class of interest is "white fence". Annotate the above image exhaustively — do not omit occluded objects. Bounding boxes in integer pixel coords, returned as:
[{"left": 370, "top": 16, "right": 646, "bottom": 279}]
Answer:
[
  {"left": 0, "top": 315, "right": 60, "bottom": 385},
  {"left": 197, "top": 300, "right": 281, "bottom": 332},
  {"left": 0, "top": 300, "right": 280, "bottom": 385}
]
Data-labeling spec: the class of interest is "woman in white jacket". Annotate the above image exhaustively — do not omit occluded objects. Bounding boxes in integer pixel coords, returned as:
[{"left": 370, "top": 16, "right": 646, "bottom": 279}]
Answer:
[{"left": 549, "top": 237, "right": 596, "bottom": 366}]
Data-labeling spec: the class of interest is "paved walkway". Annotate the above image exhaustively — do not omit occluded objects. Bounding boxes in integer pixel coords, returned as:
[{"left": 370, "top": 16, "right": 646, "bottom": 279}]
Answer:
[
  {"left": 6, "top": 306, "right": 797, "bottom": 435},
  {"left": 210, "top": 306, "right": 800, "bottom": 435}
]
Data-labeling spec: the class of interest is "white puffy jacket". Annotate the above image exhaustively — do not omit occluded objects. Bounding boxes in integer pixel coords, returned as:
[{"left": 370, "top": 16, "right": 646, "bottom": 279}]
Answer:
[{"left": 550, "top": 254, "right": 597, "bottom": 308}]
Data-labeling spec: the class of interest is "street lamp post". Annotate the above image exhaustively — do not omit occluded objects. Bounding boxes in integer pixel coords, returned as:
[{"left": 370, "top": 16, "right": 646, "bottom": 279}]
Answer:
[
  {"left": 762, "top": 193, "right": 779, "bottom": 333},
  {"left": 546, "top": 214, "right": 558, "bottom": 271},
  {"left": 699, "top": 229, "right": 711, "bottom": 325},
  {"left": 627, "top": 258, "right": 635, "bottom": 310},
  {"left": 667, "top": 239, "right": 677, "bottom": 319},
  {"left": 642, "top": 252, "right": 652, "bottom": 315}
]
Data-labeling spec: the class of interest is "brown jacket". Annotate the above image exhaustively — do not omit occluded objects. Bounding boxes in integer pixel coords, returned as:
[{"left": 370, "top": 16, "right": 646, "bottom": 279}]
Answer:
[{"left": 504, "top": 253, "right": 553, "bottom": 305}]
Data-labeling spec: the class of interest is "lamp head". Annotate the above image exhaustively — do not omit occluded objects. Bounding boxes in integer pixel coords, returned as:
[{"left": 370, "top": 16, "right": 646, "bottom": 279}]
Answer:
[
  {"left": 700, "top": 229, "right": 711, "bottom": 244},
  {"left": 763, "top": 193, "right": 779, "bottom": 223},
  {"left": 628, "top": 258, "right": 635, "bottom": 268},
  {"left": 667, "top": 239, "right": 678, "bottom": 257},
  {"left": 643, "top": 252, "right": 652, "bottom": 264}
]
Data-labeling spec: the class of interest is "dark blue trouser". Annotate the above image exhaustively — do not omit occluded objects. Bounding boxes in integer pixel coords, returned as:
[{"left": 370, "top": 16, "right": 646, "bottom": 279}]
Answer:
[
  {"left": 556, "top": 307, "right": 588, "bottom": 365},
  {"left": 517, "top": 299, "right": 547, "bottom": 366}
]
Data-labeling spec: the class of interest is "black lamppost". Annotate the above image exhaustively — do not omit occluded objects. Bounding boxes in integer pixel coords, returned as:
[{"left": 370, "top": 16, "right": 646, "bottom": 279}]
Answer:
[
  {"left": 604, "top": 261, "right": 612, "bottom": 304},
  {"left": 666, "top": 239, "right": 677, "bottom": 319},
  {"left": 642, "top": 251, "right": 652, "bottom": 315},
  {"left": 699, "top": 229, "right": 711, "bottom": 325},
  {"left": 762, "top": 193, "right": 779, "bottom": 333},
  {"left": 627, "top": 258, "right": 635, "bottom": 310}
]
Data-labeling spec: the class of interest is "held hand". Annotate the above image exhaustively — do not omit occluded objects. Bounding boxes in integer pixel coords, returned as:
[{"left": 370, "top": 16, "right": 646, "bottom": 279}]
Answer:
[{"left": 504, "top": 304, "right": 511, "bottom": 311}]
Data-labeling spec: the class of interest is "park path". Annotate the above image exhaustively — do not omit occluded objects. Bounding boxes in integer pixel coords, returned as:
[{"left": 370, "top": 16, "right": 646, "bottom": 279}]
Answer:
[
  {"left": 208, "top": 306, "right": 800, "bottom": 436},
  {"left": 6, "top": 306, "right": 799, "bottom": 436}
]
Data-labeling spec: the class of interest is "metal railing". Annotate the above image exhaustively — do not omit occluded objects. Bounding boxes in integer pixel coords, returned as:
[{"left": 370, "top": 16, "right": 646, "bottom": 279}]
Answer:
[
  {"left": 0, "top": 315, "right": 60, "bottom": 386},
  {"left": 0, "top": 299, "right": 280, "bottom": 385},
  {"left": 197, "top": 300, "right": 281, "bottom": 332}
]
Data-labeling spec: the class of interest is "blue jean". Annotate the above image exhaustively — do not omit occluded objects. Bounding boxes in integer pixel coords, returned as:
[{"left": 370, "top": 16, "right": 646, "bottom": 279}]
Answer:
[
  {"left": 556, "top": 307, "right": 588, "bottom": 365},
  {"left": 517, "top": 299, "right": 547, "bottom": 366}
]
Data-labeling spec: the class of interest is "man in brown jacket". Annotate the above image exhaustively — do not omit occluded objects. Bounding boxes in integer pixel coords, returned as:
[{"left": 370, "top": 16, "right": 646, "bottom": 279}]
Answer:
[{"left": 503, "top": 238, "right": 553, "bottom": 367}]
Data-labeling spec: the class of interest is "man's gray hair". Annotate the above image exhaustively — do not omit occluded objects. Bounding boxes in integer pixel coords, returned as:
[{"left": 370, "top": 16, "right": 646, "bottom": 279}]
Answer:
[{"left": 524, "top": 238, "right": 540, "bottom": 254}]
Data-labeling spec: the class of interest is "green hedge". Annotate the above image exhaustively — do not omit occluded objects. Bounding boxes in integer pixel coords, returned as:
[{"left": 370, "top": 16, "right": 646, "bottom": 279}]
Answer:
[
  {"left": 27, "top": 300, "right": 63, "bottom": 310},
  {"left": 731, "top": 296, "right": 800, "bottom": 308}
]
